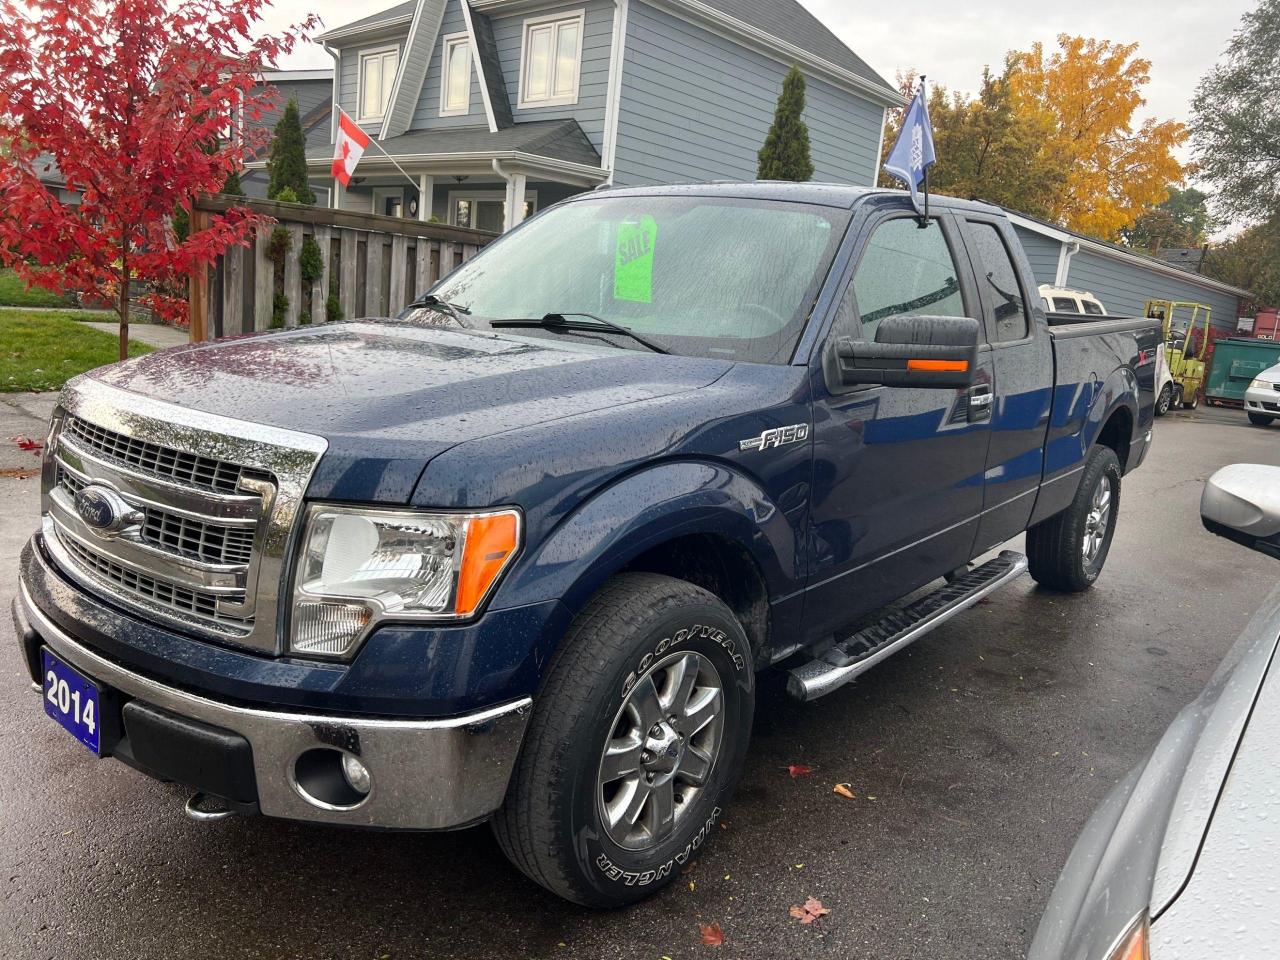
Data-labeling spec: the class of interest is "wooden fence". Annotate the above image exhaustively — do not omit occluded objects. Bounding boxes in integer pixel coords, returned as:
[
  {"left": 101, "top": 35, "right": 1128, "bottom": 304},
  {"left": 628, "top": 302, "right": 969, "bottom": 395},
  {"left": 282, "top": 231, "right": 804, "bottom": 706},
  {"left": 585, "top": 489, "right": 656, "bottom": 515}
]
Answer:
[{"left": 187, "top": 195, "right": 496, "bottom": 342}]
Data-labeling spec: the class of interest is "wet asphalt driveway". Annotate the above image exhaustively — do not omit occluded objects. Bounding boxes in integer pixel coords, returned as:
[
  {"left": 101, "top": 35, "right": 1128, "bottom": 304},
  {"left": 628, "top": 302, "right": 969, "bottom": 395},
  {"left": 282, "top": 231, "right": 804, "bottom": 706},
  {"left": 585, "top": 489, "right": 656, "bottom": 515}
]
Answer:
[{"left": 2, "top": 404, "right": 1279, "bottom": 960}]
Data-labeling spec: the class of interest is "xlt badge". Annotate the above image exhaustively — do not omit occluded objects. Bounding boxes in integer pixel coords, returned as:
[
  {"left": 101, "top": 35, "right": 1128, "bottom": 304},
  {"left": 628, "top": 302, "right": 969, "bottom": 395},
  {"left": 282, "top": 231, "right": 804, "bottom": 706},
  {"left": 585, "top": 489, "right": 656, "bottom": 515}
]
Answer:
[{"left": 739, "top": 423, "right": 810, "bottom": 452}]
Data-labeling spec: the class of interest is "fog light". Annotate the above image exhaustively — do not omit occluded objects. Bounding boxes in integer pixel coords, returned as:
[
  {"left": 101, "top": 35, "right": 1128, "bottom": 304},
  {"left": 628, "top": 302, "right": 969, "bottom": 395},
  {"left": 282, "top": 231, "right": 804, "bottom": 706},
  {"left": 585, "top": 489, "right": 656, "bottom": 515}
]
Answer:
[{"left": 341, "top": 753, "right": 372, "bottom": 795}]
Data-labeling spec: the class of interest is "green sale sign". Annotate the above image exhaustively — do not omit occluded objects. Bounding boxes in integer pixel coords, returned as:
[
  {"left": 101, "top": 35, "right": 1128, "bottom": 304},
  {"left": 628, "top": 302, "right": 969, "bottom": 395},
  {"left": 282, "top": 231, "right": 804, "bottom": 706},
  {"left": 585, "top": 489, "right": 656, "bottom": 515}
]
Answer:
[{"left": 614, "top": 215, "right": 658, "bottom": 303}]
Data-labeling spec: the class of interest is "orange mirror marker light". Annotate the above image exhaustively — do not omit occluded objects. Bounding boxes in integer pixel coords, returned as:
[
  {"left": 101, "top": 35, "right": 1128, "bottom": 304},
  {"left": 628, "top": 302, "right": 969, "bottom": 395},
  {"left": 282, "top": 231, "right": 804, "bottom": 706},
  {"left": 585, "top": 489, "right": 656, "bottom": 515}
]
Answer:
[{"left": 906, "top": 358, "right": 969, "bottom": 372}]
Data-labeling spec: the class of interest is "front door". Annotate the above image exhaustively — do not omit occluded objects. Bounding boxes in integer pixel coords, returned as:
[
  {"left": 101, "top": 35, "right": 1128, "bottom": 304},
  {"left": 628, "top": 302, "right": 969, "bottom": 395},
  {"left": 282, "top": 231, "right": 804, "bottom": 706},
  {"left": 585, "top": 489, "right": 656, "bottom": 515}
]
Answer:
[{"left": 802, "top": 206, "right": 993, "bottom": 643}]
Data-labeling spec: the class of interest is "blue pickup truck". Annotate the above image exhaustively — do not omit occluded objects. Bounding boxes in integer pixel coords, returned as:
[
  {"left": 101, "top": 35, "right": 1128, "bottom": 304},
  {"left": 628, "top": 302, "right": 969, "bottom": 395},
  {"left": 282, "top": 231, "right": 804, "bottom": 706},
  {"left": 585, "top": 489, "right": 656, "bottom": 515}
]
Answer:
[{"left": 13, "top": 183, "right": 1158, "bottom": 906}]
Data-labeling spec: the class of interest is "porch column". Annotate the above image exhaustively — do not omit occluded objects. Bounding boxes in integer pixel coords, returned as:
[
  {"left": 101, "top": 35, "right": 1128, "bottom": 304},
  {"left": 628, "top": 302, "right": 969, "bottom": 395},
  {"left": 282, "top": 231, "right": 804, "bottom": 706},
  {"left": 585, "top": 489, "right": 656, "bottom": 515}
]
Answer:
[
  {"left": 333, "top": 177, "right": 342, "bottom": 211},
  {"left": 417, "top": 174, "right": 434, "bottom": 222},
  {"left": 504, "top": 172, "right": 528, "bottom": 231}
]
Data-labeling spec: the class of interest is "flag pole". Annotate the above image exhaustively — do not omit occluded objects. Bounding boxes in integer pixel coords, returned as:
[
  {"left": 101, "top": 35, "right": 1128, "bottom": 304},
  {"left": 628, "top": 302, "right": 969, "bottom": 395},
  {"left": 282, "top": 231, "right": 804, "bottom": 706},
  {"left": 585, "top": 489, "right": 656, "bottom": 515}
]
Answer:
[
  {"left": 366, "top": 137, "right": 422, "bottom": 192},
  {"left": 920, "top": 75, "right": 930, "bottom": 227}
]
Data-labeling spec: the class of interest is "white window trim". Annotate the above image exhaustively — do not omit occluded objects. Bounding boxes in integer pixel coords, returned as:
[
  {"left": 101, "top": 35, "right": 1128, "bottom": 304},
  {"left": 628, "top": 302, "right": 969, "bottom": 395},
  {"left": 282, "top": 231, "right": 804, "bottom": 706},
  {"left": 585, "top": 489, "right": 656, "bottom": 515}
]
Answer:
[
  {"left": 438, "top": 32, "right": 473, "bottom": 117},
  {"left": 448, "top": 189, "right": 539, "bottom": 227},
  {"left": 517, "top": 9, "right": 585, "bottom": 109},
  {"left": 356, "top": 44, "right": 400, "bottom": 124}
]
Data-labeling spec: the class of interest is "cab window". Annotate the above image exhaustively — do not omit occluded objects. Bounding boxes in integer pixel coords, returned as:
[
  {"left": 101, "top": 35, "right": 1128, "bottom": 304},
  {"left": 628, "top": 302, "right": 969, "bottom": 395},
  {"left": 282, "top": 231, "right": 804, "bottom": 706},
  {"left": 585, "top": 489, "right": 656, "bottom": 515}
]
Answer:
[
  {"left": 967, "top": 221, "right": 1028, "bottom": 341},
  {"left": 850, "top": 217, "right": 966, "bottom": 340},
  {"left": 1053, "top": 297, "right": 1079, "bottom": 312},
  {"left": 1082, "top": 300, "right": 1105, "bottom": 316}
]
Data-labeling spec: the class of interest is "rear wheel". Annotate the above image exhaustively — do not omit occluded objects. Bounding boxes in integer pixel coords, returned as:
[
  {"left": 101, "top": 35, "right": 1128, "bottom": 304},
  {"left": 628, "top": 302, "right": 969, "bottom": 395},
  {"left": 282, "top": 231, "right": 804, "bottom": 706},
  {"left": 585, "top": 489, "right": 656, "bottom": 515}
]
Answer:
[
  {"left": 492, "top": 573, "right": 754, "bottom": 907},
  {"left": 1183, "top": 390, "right": 1199, "bottom": 410},
  {"left": 1155, "top": 384, "right": 1173, "bottom": 417},
  {"left": 1027, "top": 446, "right": 1122, "bottom": 592},
  {"left": 1248, "top": 412, "right": 1275, "bottom": 427}
]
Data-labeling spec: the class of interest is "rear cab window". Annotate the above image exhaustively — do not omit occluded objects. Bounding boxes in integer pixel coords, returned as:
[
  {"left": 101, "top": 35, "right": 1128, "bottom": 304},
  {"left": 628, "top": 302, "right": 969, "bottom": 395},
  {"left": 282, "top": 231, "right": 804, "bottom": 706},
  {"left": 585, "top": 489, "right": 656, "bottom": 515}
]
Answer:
[
  {"left": 1053, "top": 297, "right": 1080, "bottom": 312},
  {"left": 1082, "top": 300, "right": 1105, "bottom": 316},
  {"left": 965, "top": 220, "right": 1029, "bottom": 341}
]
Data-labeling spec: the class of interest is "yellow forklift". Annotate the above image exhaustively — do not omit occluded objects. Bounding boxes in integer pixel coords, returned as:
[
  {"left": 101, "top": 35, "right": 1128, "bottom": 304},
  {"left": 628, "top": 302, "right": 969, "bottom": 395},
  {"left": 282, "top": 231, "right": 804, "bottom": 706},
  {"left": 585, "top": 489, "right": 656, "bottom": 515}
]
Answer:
[{"left": 1145, "top": 300, "right": 1212, "bottom": 410}]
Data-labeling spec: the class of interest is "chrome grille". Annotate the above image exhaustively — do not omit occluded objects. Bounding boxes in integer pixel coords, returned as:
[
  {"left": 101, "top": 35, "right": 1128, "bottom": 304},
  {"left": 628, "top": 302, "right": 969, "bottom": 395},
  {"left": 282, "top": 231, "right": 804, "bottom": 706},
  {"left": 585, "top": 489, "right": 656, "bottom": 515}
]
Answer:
[
  {"left": 42, "top": 378, "right": 328, "bottom": 655},
  {"left": 64, "top": 414, "right": 259, "bottom": 494},
  {"left": 61, "top": 534, "right": 248, "bottom": 627},
  {"left": 57, "top": 467, "right": 255, "bottom": 566}
]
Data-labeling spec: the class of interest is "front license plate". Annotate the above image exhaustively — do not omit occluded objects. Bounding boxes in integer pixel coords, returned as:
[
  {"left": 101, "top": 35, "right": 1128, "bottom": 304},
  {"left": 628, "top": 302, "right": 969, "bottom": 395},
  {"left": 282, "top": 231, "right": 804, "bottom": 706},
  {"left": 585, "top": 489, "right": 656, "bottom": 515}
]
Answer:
[{"left": 41, "top": 648, "right": 101, "bottom": 755}]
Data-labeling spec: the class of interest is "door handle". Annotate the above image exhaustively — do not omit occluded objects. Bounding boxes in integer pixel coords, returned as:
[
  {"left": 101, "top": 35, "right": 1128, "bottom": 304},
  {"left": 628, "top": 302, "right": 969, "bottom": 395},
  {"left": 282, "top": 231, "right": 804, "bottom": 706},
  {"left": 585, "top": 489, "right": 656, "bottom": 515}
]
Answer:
[{"left": 968, "top": 384, "right": 993, "bottom": 422}]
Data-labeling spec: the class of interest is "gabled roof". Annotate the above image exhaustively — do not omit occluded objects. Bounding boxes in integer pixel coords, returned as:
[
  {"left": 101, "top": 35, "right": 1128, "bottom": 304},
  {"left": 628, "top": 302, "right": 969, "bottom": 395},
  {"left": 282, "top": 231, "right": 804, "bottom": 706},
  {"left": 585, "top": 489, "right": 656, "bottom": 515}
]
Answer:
[
  {"left": 695, "top": 0, "right": 894, "bottom": 94},
  {"left": 317, "top": 1, "right": 416, "bottom": 41},
  {"left": 304, "top": 118, "right": 603, "bottom": 169}
]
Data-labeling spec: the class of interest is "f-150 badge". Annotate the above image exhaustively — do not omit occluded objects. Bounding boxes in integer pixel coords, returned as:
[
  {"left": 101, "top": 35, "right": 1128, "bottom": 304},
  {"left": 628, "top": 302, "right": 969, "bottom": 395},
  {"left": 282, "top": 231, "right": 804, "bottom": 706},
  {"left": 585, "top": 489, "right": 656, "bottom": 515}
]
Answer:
[{"left": 739, "top": 423, "right": 810, "bottom": 452}]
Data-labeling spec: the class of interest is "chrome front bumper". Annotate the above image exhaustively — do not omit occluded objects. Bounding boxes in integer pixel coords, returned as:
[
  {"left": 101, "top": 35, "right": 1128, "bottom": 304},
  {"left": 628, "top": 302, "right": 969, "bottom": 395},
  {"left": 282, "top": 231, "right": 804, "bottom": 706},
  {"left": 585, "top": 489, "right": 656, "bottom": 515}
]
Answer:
[{"left": 18, "top": 582, "right": 532, "bottom": 830}]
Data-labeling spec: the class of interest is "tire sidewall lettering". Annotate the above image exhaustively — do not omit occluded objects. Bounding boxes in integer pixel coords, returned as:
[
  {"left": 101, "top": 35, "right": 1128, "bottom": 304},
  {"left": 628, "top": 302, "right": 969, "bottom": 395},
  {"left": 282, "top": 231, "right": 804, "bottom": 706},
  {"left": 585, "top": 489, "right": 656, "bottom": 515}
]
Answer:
[{"left": 620, "top": 621, "right": 746, "bottom": 701}]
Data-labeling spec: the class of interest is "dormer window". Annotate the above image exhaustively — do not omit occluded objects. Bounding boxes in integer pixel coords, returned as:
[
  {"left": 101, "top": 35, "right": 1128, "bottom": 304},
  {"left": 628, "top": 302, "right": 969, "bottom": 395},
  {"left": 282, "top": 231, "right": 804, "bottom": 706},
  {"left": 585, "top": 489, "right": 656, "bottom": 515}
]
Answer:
[
  {"left": 518, "top": 10, "right": 583, "bottom": 108},
  {"left": 440, "top": 33, "right": 472, "bottom": 116},
  {"left": 358, "top": 46, "right": 399, "bottom": 122}
]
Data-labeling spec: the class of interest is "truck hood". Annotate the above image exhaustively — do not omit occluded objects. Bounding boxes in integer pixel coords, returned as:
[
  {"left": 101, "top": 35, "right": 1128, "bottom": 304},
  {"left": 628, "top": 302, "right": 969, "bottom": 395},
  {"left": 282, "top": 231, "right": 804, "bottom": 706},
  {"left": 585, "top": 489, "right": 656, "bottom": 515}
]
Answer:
[{"left": 89, "top": 322, "right": 733, "bottom": 502}]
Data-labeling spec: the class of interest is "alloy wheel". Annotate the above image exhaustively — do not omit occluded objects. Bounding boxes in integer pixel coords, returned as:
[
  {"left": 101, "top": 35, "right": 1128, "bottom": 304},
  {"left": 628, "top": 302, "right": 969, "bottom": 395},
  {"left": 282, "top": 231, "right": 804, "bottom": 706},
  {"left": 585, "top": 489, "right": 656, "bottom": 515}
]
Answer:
[{"left": 597, "top": 651, "right": 725, "bottom": 851}]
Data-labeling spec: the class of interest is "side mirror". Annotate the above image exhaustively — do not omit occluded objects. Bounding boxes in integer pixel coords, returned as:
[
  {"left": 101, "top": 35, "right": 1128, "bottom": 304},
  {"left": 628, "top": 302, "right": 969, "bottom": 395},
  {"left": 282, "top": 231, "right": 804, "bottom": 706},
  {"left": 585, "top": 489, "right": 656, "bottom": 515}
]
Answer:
[
  {"left": 833, "top": 315, "right": 979, "bottom": 388},
  {"left": 1201, "top": 464, "right": 1280, "bottom": 560}
]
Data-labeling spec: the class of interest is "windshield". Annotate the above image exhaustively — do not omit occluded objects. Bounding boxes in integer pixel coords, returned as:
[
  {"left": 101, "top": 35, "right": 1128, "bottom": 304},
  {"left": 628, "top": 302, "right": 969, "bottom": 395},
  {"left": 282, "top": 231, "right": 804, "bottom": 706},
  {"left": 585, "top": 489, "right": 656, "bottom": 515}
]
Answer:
[{"left": 426, "top": 194, "right": 850, "bottom": 363}]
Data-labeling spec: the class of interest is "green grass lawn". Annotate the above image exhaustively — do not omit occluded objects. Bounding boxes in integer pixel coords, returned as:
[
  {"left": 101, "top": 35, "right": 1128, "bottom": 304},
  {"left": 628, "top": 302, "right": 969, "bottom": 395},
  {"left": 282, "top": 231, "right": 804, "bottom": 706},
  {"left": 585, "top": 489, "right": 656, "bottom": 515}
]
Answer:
[
  {"left": 0, "top": 310, "right": 153, "bottom": 392},
  {"left": 0, "top": 268, "right": 74, "bottom": 308}
]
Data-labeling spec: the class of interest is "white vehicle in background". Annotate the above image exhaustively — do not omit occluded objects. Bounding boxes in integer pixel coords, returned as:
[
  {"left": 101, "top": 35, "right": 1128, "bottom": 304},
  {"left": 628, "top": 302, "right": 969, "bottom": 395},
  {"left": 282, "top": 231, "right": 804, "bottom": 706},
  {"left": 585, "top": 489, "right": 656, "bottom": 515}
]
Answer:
[
  {"left": 1244, "top": 361, "right": 1280, "bottom": 427},
  {"left": 1039, "top": 284, "right": 1108, "bottom": 317},
  {"left": 1039, "top": 285, "right": 1176, "bottom": 417}
]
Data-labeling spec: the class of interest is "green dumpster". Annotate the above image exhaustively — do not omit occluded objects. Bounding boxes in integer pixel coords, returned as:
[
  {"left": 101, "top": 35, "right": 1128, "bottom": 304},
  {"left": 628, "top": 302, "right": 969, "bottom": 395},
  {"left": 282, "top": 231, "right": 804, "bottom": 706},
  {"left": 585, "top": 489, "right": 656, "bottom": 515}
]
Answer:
[{"left": 1205, "top": 338, "right": 1280, "bottom": 406}]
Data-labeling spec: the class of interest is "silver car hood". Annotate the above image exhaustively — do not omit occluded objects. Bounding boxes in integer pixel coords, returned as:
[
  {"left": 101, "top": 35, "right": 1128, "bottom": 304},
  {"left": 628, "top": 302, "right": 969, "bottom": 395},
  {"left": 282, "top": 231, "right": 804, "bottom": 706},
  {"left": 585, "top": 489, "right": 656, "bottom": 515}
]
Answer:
[
  {"left": 1029, "top": 584, "right": 1280, "bottom": 960},
  {"left": 1150, "top": 657, "right": 1280, "bottom": 953}
]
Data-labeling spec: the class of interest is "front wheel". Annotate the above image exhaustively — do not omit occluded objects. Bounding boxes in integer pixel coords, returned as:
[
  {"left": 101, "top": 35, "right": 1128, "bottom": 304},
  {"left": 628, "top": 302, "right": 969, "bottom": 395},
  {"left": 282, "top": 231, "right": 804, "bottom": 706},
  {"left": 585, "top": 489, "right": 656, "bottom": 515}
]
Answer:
[
  {"left": 1248, "top": 412, "right": 1275, "bottom": 427},
  {"left": 1183, "top": 390, "right": 1200, "bottom": 410},
  {"left": 493, "top": 573, "right": 754, "bottom": 907},
  {"left": 1155, "top": 384, "right": 1173, "bottom": 417},
  {"left": 1027, "top": 446, "right": 1122, "bottom": 592}
]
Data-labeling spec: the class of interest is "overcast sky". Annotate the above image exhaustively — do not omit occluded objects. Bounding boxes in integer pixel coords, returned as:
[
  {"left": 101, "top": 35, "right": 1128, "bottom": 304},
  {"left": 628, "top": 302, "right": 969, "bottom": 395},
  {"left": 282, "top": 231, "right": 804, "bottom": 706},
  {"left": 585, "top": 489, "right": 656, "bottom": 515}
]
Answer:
[{"left": 268, "top": 0, "right": 1253, "bottom": 152}]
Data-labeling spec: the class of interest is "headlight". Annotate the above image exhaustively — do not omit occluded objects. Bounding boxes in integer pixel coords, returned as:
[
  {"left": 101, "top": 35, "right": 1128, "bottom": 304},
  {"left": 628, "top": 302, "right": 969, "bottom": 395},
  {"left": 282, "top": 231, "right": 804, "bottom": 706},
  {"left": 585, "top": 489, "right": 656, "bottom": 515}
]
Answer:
[
  {"left": 1105, "top": 913, "right": 1149, "bottom": 960},
  {"left": 1251, "top": 378, "right": 1270, "bottom": 390},
  {"left": 289, "top": 505, "right": 521, "bottom": 658}
]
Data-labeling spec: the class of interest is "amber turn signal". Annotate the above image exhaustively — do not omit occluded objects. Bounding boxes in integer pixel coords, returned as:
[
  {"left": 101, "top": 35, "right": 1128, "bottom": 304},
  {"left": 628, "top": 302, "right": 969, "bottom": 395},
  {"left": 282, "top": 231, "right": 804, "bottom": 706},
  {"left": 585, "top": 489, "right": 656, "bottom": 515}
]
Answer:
[
  {"left": 906, "top": 358, "right": 970, "bottom": 372},
  {"left": 457, "top": 512, "right": 521, "bottom": 615}
]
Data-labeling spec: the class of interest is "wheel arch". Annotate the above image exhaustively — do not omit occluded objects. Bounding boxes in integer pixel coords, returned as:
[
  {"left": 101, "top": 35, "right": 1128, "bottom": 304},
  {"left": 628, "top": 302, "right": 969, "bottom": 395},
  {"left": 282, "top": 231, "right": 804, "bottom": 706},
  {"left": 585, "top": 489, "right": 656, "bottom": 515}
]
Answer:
[{"left": 492, "top": 460, "right": 796, "bottom": 665}]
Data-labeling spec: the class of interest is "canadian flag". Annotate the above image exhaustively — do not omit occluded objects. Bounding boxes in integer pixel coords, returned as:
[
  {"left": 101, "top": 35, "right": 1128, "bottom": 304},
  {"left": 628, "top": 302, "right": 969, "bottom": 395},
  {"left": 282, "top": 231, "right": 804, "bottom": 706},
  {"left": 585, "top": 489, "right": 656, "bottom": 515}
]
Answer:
[{"left": 331, "top": 109, "right": 371, "bottom": 186}]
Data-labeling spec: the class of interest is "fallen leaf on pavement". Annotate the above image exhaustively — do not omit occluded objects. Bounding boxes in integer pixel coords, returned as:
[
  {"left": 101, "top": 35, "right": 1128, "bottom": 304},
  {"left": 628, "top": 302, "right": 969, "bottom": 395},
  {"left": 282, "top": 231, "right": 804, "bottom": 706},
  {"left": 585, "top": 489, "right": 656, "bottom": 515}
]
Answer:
[
  {"left": 786, "top": 764, "right": 814, "bottom": 779},
  {"left": 700, "top": 922, "right": 724, "bottom": 946},
  {"left": 789, "top": 897, "right": 831, "bottom": 925},
  {"left": 833, "top": 783, "right": 856, "bottom": 799},
  {"left": 9, "top": 436, "right": 43, "bottom": 455}
]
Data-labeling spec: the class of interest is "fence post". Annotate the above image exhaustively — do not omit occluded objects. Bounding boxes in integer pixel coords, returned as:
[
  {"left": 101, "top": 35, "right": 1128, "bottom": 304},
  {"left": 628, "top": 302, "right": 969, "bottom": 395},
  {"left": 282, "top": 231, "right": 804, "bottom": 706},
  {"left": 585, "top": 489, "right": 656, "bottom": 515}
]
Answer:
[
  {"left": 388, "top": 234, "right": 409, "bottom": 313},
  {"left": 339, "top": 229, "right": 359, "bottom": 321},
  {"left": 253, "top": 224, "right": 273, "bottom": 331},
  {"left": 187, "top": 209, "right": 211, "bottom": 343},
  {"left": 312, "top": 226, "right": 331, "bottom": 325}
]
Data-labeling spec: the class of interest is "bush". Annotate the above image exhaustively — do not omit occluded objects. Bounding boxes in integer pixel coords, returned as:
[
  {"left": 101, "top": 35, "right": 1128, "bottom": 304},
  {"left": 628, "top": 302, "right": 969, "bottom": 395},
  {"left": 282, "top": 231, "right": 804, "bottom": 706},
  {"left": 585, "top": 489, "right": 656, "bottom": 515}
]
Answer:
[
  {"left": 273, "top": 186, "right": 299, "bottom": 204},
  {"left": 266, "top": 99, "right": 316, "bottom": 204},
  {"left": 271, "top": 291, "right": 289, "bottom": 328},
  {"left": 325, "top": 293, "right": 342, "bottom": 323},
  {"left": 267, "top": 226, "right": 292, "bottom": 263},
  {"left": 299, "top": 234, "right": 324, "bottom": 285}
]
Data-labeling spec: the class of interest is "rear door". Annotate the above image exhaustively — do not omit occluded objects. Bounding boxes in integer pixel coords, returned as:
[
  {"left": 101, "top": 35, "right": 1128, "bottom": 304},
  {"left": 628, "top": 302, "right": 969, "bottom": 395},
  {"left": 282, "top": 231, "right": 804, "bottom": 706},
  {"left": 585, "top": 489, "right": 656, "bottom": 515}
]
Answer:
[
  {"left": 802, "top": 203, "right": 993, "bottom": 642},
  {"left": 956, "top": 215, "right": 1054, "bottom": 553}
]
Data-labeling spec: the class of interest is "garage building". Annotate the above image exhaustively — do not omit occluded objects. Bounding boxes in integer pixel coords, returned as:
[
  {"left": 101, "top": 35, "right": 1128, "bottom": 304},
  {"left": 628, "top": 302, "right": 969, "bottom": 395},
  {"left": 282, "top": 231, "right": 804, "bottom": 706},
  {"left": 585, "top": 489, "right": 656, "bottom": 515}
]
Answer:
[{"left": 1008, "top": 212, "right": 1251, "bottom": 334}]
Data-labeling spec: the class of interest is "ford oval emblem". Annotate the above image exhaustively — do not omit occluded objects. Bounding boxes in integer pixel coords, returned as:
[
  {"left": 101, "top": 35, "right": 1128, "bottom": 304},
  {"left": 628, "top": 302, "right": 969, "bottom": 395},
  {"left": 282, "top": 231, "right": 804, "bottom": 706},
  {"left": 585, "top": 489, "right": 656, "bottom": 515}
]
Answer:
[{"left": 74, "top": 485, "right": 131, "bottom": 537}]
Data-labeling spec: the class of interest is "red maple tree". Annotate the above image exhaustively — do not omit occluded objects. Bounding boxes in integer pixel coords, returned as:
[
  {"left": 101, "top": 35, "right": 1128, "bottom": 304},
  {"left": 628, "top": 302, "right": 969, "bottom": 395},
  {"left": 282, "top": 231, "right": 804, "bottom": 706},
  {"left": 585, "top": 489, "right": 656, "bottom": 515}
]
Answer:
[{"left": 0, "top": 0, "right": 317, "bottom": 358}]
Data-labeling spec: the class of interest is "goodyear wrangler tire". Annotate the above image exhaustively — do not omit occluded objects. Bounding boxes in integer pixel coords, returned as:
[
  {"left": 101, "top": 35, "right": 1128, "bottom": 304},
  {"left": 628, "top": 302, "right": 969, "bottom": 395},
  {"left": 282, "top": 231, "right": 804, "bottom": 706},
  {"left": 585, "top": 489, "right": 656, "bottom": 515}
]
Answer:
[{"left": 492, "top": 573, "right": 754, "bottom": 907}]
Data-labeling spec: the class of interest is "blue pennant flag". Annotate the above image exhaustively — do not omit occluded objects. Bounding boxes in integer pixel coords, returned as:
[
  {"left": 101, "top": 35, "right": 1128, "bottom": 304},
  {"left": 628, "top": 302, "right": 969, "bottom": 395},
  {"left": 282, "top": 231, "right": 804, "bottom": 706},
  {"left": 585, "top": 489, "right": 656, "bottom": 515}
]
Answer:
[{"left": 883, "top": 86, "right": 936, "bottom": 217}]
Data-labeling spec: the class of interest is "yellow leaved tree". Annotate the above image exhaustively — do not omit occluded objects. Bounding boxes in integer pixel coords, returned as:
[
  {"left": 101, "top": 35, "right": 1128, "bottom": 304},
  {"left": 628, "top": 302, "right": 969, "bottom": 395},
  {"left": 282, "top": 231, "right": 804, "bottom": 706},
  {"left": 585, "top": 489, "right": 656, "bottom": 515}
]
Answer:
[{"left": 1007, "top": 35, "right": 1187, "bottom": 239}]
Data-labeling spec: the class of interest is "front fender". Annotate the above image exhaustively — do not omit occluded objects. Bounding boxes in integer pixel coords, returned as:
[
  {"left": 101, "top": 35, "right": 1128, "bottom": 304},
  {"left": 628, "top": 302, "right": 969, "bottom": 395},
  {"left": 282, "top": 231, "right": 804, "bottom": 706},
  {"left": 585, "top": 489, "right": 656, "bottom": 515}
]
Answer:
[{"left": 490, "top": 459, "right": 799, "bottom": 618}]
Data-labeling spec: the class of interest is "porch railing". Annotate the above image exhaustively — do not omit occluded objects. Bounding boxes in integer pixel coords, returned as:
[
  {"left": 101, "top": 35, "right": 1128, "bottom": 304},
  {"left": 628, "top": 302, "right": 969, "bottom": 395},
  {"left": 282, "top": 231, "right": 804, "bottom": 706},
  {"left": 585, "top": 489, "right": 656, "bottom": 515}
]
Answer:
[{"left": 187, "top": 195, "right": 497, "bottom": 342}]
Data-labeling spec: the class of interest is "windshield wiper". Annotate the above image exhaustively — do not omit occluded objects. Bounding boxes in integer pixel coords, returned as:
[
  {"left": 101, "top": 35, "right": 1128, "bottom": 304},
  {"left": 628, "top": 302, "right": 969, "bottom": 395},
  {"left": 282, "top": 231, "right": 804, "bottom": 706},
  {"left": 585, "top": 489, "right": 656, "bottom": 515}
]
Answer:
[
  {"left": 489, "top": 312, "right": 670, "bottom": 355},
  {"left": 405, "top": 294, "right": 472, "bottom": 325}
]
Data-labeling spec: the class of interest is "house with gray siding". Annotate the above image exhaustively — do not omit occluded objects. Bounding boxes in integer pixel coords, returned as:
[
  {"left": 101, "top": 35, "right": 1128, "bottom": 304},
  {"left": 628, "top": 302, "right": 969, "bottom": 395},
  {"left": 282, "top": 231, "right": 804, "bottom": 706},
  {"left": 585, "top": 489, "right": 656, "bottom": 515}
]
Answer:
[
  {"left": 239, "top": 70, "right": 336, "bottom": 203},
  {"left": 255, "top": 0, "right": 902, "bottom": 231},
  {"left": 1009, "top": 213, "right": 1251, "bottom": 335}
]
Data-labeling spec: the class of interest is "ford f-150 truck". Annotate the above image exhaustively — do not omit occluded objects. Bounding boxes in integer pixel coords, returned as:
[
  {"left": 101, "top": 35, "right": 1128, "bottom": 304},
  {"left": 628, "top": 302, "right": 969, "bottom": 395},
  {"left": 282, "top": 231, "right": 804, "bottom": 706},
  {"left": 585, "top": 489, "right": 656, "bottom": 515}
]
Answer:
[{"left": 13, "top": 184, "right": 1158, "bottom": 907}]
